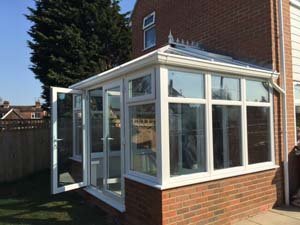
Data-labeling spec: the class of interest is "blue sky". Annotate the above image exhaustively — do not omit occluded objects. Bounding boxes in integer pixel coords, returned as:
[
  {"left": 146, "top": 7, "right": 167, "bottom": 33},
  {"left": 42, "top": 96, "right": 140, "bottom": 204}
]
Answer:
[{"left": 0, "top": 0, "right": 136, "bottom": 105}]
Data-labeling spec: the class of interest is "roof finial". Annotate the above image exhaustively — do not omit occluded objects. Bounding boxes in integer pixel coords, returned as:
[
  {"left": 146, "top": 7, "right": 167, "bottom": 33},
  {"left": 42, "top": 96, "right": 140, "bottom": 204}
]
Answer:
[{"left": 168, "top": 30, "right": 174, "bottom": 44}]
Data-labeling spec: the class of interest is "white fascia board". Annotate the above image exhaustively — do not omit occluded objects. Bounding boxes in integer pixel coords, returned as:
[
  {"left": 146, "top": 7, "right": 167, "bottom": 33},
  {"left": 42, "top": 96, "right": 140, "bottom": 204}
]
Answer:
[
  {"left": 1, "top": 108, "right": 14, "bottom": 119},
  {"left": 291, "top": 0, "right": 300, "bottom": 8},
  {"left": 157, "top": 52, "right": 279, "bottom": 80},
  {"left": 69, "top": 50, "right": 162, "bottom": 89}
]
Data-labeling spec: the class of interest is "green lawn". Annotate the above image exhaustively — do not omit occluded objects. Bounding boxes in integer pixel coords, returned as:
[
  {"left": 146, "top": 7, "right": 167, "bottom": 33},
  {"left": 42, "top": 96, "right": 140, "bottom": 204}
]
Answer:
[{"left": 0, "top": 170, "right": 113, "bottom": 225}]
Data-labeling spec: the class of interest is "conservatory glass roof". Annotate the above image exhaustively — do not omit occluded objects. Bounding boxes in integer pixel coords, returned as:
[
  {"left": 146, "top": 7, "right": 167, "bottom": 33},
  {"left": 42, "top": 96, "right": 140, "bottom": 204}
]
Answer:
[{"left": 70, "top": 38, "right": 278, "bottom": 89}]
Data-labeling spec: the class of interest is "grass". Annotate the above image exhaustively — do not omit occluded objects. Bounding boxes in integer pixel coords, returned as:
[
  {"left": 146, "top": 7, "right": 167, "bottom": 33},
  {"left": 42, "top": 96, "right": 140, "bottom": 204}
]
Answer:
[{"left": 0, "top": 170, "right": 113, "bottom": 225}]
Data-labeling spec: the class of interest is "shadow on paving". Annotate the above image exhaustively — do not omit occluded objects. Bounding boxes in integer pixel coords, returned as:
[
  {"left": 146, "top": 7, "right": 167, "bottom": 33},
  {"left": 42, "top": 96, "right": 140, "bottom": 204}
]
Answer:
[{"left": 0, "top": 170, "right": 113, "bottom": 225}]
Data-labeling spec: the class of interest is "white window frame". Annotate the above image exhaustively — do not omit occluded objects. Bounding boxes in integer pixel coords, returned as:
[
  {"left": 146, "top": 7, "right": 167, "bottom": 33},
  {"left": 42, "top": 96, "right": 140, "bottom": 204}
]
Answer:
[
  {"left": 158, "top": 67, "right": 276, "bottom": 189},
  {"left": 143, "top": 12, "right": 155, "bottom": 30},
  {"left": 31, "top": 113, "right": 35, "bottom": 119},
  {"left": 124, "top": 67, "right": 160, "bottom": 184},
  {"left": 143, "top": 12, "right": 156, "bottom": 50},
  {"left": 125, "top": 68, "right": 155, "bottom": 103},
  {"left": 294, "top": 82, "right": 300, "bottom": 145}
]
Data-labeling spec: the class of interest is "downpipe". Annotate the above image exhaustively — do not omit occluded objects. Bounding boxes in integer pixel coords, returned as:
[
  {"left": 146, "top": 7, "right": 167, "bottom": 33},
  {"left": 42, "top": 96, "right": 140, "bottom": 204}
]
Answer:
[{"left": 278, "top": 0, "right": 290, "bottom": 205}]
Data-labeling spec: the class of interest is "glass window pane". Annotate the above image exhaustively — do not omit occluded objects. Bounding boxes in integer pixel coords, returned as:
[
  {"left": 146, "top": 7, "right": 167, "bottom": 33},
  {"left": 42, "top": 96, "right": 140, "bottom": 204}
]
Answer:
[
  {"left": 212, "top": 75, "right": 240, "bottom": 101},
  {"left": 295, "top": 84, "right": 300, "bottom": 100},
  {"left": 247, "top": 106, "right": 271, "bottom": 164},
  {"left": 89, "top": 88, "right": 103, "bottom": 153},
  {"left": 246, "top": 80, "right": 269, "bottom": 102},
  {"left": 144, "top": 14, "right": 154, "bottom": 28},
  {"left": 212, "top": 105, "right": 242, "bottom": 169},
  {"left": 145, "top": 27, "right": 156, "bottom": 49},
  {"left": 169, "top": 103, "right": 206, "bottom": 176},
  {"left": 168, "top": 71, "right": 205, "bottom": 98},
  {"left": 74, "top": 95, "right": 82, "bottom": 109},
  {"left": 89, "top": 88, "right": 104, "bottom": 190},
  {"left": 129, "top": 104, "right": 157, "bottom": 176},
  {"left": 296, "top": 106, "right": 300, "bottom": 145},
  {"left": 129, "top": 74, "right": 152, "bottom": 98}
]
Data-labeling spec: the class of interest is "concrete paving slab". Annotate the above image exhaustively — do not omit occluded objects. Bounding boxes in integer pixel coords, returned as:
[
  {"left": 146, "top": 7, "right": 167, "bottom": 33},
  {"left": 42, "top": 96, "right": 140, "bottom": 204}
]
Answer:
[
  {"left": 234, "top": 219, "right": 259, "bottom": 225},
  {"left": 248, "top": 211, "right": 300, "bottom": 225},
  {"left": 271, "top": 207, "right": 300, "bottom": 220}
]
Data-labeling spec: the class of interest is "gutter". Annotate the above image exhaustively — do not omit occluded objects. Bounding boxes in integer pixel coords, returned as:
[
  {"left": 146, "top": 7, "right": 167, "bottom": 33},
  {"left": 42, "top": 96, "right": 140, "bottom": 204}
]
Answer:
[{"left": 278, "top": 0, "right": 290, "bottom": 205}]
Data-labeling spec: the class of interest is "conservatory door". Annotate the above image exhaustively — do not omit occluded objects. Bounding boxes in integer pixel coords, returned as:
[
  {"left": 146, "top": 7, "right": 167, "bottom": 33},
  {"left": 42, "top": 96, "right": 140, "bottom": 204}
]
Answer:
[
  {"left": 51, "top": 87, "right": 87, "bottom": 194},
  {"left": 103, "top": 81, "right": 123, "bottom": 198}
]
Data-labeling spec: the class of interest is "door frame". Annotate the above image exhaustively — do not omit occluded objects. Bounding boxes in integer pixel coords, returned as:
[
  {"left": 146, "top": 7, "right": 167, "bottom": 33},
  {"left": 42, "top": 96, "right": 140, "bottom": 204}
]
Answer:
[
  {"left": 102, "top": 80, "right": 125, "bottom": 200},
  {"left": 51, "top": 87, "right": 88, "bottom": 194}
]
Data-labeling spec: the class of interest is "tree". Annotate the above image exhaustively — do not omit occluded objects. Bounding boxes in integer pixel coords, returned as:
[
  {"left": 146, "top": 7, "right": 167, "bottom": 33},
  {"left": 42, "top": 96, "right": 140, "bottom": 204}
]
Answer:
[{"left": 27, "top": 0, "right": 131, "bottom": 106}]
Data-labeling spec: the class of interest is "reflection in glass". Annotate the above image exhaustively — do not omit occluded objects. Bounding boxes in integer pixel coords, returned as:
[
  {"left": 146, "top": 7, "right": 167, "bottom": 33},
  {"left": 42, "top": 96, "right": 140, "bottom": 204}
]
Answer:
[
  {"left": 89, "top": 88, "right": 104, "bottom": 190},
  {"left": 107, "top": 87, "right": 121, "bottom": 196},
  {"left": 295, "top": 84, "right": 300, "bottom": 100},
  {"left": 169, "top": 103, "right": 206, "bottom": 176},
  {"left": 74, "top": 111, "right": 83, "bottom": 156},
  {"left": 247, "top": 107, "right": 271, "bottom": 164},
  {"left": 129, "top": 75, "right": 152, "bottom": 98},
  {"left": 168, "top": 71, "right": 205, "bottom": 98},
  {"left": 296, "top": 106, "right": 300, "bottom": 146},
  {"left": 57, "top": 93, "right": 83, "bottom": 187},
  {"left": 246, "top": 80, "right": 269, "bottom": 102},
  {"left": 212, "top": 75, "right": 240, "bottom": 101},
  {"left": 212, "top": 105, "right": 242, "bottom": 169},
  {"left": 129, "top": 104, "right": 157, "bottom": 176}
]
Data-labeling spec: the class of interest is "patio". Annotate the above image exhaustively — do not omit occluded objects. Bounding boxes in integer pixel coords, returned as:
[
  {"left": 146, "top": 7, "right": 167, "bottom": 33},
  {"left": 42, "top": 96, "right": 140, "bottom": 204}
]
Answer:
[{"left": 234, "top": 207, "right": 300, "bottom": 225}]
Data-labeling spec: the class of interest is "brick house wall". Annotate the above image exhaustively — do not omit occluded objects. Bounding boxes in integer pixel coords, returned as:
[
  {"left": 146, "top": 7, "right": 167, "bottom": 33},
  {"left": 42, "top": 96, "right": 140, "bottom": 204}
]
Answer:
[{"left": 132, "top": 0, "right": 275, "bottom": 68}]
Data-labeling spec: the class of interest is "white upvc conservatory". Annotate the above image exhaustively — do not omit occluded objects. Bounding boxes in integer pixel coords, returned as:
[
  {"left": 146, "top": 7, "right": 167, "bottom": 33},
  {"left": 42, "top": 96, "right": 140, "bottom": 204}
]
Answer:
[{"left": 51, "top": 40, "right": 279, "bottom": 211}]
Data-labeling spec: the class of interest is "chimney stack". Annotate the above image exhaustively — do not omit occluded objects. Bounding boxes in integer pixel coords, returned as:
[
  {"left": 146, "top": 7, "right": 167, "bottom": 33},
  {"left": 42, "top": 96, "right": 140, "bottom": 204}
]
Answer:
[
  {"left": 35, "top": 100, "right": 41, "bottom": 108},
  {"left": 3, "top": 101, "right": 10, "bottom": 108}
]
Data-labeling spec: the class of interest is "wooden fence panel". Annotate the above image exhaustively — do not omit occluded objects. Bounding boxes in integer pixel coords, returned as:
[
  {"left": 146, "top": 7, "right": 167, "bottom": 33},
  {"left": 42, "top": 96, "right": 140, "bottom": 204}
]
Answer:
[{"left": 0, "top": 120, "right": 51, "bottom": 183}]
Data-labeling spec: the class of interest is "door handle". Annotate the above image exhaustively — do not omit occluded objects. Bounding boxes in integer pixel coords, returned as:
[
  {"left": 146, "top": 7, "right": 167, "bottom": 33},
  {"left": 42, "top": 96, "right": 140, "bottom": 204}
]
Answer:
[
  {"left": 101, "top": 137, "right": 114, "bottom": 141},
  {"left": 54, "top": 138, "right": 63, "bottom": 142}
]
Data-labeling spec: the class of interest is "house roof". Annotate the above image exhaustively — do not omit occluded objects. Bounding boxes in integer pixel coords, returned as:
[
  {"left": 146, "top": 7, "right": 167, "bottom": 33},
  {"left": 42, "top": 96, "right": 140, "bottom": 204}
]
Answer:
[
  {"left": 70, "top": 40, "right": 279, "bottom": 90},
  {"left": 1, "top": 108, "right": 24, "bottom": 120}
]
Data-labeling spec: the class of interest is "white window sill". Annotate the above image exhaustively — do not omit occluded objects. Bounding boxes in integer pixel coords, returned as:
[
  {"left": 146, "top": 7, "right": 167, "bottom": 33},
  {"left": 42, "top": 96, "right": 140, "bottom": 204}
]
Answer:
[
  {"left": 125, "top": 164, "right": 279, "bottom": 190},
  {"left": 84, "top": 186, "right": 125, "bottom": 213}
]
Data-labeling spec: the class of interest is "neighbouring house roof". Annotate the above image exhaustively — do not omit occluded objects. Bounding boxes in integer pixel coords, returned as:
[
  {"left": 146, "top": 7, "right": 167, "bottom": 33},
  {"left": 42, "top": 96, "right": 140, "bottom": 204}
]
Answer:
[
  {"left": 70, "top": 39, "right": 279, "bottom": 90},
  {"left": 0, "top": 108, "right": 24, "bottom": 120},
  {"left": 0, "top": 105, "right": 44, "bottom": 120}
]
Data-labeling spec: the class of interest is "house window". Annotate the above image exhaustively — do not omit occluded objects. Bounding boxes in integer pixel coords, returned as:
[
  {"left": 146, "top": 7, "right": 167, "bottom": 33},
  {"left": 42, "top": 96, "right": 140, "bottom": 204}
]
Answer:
[
  {"left": 169, "top": 70, "right": 205, "bottom": 98},
  {"left": 143, "top": 12, "right": 156, "bottom": 50},
  {"left": 169, "top": 103, "right": 206, "bottom": 176},
  {"left": 129, "top": 74, "right": 152, "bottom": 98},
  {"left": 35, "top": 112, "right": 41, "bottom": 119},
  {"left": 167, "top": 70, "right": 273, "bottom": 182},
  {"left": 212, "top": 105, "right": 242, "bottom": 169},
  {"left": 168, "top": 70, "right": 207, "bottom": 177},
  {"left": 212, "top": 75, "right": 242, "bottom": 169},
  {"left": 31, "top": 113, "right": 35, "bottom": 119},
  {"left": 127, "top": 70, "right": 157, "bottom": 178},
  {"left": 129, "top": 103, "right": 157, "bottom": 176},
  {"left": 126, "top": 70, "right": 155, "bottom": 102},
  {"left": 246, "top": 80, "right": 271, "bottom": 164}
]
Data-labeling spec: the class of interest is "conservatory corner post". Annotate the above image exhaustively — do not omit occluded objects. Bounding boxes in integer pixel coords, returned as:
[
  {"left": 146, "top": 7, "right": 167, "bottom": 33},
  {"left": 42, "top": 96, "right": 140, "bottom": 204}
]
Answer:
[{"left": 158, "top": 66, "right": 170, "bottom": 186}]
